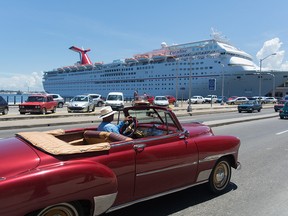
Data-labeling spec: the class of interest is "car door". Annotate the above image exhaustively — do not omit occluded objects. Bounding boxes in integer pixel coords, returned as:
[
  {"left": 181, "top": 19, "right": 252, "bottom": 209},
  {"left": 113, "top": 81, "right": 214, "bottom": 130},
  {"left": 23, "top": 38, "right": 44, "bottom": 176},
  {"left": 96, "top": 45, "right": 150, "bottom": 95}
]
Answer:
[
  {"left": 47, "top": 96, "right": 54, "bottom": 110},
  {"left": 133, "top": 130, "right": 198, "bottom": 200}
]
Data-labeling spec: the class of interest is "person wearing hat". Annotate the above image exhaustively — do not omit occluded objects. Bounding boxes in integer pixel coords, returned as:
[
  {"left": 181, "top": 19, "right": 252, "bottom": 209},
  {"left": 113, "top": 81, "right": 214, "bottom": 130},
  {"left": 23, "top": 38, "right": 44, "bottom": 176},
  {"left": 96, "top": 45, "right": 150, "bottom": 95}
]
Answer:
[{"left": 97, "top": 106, "right": 131, "bottom": 134}]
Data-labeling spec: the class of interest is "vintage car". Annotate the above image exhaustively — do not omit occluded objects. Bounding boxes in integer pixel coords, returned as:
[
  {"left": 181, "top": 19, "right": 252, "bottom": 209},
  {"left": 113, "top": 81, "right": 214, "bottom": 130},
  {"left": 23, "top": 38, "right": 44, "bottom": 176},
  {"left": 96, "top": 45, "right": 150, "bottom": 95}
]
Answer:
[
  {"left": 238, "top": 100, "right": 262, "bottom": 113},
  {"left": 132, "top": 95, "right": 150, "bottom": 106},
  {"left": 279, "top": 102, "right": 288, "bottom": 119},
  {"left": 0, "top": 106, "right": 241, "bottom": 216}
]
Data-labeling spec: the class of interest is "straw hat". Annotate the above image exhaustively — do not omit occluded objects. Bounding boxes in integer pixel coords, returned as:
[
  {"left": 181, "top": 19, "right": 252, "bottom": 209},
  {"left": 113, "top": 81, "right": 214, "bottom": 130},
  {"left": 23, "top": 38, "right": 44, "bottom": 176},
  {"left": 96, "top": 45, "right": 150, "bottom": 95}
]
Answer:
[{"left": 98, "top": 106, "right": 117, "bottom": 119}]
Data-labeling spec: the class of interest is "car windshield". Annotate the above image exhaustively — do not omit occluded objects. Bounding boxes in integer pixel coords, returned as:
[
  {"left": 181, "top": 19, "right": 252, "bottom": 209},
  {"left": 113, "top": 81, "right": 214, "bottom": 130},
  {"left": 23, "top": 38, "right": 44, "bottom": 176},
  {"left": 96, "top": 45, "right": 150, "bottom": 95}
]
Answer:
[
  {"left": 73, "top": 96, "right": 88, "bottom": 102},
  {"left": 125, "top": 107, "right": 180, "bottom": 131},
  {"left": 247, "top": 100, "right": 256, "bottom": 104},
  {"left": 155, "top": 97, "right": 167, "bottom": 101},
  {"left": 27, "top": 96, "right": 45, "bottom": 102},
  {"left": 108, "top": 95, "right": 122, "bottom": 100}
]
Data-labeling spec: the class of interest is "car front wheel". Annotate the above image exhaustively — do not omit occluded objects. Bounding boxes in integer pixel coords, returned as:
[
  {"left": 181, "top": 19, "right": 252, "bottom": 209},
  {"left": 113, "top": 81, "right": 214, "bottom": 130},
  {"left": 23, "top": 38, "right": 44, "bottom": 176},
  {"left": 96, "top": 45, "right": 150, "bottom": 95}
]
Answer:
[
  {"left": 31, "top": 202, "right": 84, "bottom": 216},
  {"left": 209, "top": 158, "right": 231, "bottom": 194},
  {"left": 41, "top": 108, "right": 47, "bottom": 115},
  {"left": 2, "top": 107, "right": 8, "bottom": 115}
]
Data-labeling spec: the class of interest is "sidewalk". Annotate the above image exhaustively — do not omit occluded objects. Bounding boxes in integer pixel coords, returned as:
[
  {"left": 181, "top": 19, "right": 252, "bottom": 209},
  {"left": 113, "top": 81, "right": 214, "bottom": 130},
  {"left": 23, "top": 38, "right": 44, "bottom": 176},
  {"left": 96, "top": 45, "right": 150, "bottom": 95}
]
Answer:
[{"left": 0, "top": 104, "right": 277, "bottom": 130}]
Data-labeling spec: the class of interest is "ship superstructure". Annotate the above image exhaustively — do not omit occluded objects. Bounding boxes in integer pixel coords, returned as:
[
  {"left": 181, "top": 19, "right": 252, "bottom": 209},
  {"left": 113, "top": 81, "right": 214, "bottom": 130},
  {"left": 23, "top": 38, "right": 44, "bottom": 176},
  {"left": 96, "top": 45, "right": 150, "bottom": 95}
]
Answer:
[{"left": 42, "top": 37, "right": 288, "bottom": 99}]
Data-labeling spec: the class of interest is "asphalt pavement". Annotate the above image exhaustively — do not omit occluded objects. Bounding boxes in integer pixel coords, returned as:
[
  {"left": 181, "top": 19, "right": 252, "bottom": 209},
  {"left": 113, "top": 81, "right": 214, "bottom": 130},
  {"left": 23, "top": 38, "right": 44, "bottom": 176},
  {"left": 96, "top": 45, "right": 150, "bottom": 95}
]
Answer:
[{"left": 0, "top": 103, "right": 278, "bottom": 130}]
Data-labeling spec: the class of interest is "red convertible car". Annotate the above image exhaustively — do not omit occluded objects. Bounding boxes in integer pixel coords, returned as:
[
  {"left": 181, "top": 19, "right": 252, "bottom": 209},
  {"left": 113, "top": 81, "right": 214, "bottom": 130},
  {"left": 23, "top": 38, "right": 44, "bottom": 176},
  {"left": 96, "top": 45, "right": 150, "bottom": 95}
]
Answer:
[{"left": 0, "top": 106, "right": 241, "bottom": 216}]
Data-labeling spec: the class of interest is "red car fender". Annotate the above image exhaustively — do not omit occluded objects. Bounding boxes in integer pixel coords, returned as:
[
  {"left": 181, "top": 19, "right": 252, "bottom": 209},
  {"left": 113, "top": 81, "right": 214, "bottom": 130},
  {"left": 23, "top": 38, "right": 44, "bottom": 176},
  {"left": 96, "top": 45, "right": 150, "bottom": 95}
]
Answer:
[
  {"left": 0, "top": 160, "right": 118, "bottom": 216},
  {"left": 194, "top": 135, "right": 241, "bottom": 170}
]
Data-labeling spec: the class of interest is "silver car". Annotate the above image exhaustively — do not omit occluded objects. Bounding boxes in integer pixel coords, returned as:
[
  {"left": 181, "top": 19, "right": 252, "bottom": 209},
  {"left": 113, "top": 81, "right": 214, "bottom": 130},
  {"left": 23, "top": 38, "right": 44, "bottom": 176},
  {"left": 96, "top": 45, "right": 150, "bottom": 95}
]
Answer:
[
  {"left": 67, "top": 95, "right": 95, "bottom": 113},
  {"left": 153, "top": 96, "right": 169, "bottom": 107}
]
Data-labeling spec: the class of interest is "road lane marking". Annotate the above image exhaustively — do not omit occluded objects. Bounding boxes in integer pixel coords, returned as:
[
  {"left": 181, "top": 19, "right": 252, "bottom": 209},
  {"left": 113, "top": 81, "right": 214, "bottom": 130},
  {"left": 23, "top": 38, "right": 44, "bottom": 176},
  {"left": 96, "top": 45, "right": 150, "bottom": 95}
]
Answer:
[{"left": 276, "top": 130, "right": 288, "bottom": 135}]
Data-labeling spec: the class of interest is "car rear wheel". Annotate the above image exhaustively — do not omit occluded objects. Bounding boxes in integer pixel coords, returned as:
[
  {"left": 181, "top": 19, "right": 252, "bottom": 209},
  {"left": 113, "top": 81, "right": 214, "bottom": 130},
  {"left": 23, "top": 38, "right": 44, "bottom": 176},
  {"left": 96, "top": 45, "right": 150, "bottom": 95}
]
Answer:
[
  {"left": 97, "top": 101, "right": 103, "bottom": 107},
  {"left": 31, "top": 202, "right": 84, "bottom": 216},
  {"left": 209, "top": 158, "right": 231, "bottom": 194},
  {"left": 51, "top": 107, "right": 56, "bottom": 113}
]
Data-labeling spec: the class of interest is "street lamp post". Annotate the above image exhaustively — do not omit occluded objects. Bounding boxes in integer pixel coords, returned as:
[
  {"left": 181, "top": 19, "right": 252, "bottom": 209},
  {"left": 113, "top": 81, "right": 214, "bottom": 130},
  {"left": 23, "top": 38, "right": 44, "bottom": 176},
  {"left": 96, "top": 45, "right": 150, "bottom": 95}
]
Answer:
[
  {"left": 218, "top": 62, "right": 225, "bottom": 105},
  {"left": 259, "top": 53, "right": 276, "bottom": 96},
  {"left": 175, "top": 58, "right": 179, "bottom": 107},
  {"left": 187, "top": 57, "right": 192, "bottom": 112}
]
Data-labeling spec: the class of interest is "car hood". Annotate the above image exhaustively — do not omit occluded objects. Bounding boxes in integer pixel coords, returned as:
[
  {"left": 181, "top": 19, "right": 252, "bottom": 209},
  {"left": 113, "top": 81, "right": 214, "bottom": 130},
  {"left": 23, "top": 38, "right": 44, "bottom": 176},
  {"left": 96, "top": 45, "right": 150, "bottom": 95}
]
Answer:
[
  {"left": 20, "top": 102, "right": 44, "bottom": 105},
  {"left": 69, "top": 101, "right": 88, "bottom": 106},
  {"left": 0, "top": 137, "right": 40, "bottom": 178}
]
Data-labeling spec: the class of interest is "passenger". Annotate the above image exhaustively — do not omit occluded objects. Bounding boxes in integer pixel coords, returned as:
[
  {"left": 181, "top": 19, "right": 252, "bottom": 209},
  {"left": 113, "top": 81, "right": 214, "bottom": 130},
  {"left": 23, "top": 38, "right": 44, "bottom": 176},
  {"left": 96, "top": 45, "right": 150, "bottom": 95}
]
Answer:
[{"left": 97, "top": 106, "right": 131, "bottom": 134}]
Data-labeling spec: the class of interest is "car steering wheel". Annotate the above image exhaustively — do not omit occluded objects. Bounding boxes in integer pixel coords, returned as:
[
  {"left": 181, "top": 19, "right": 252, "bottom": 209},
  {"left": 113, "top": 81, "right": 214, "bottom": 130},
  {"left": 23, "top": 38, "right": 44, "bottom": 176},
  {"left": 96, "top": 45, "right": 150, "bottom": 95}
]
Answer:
[{"left": 121, "top": 117, "right": 137, "bottom": 137}]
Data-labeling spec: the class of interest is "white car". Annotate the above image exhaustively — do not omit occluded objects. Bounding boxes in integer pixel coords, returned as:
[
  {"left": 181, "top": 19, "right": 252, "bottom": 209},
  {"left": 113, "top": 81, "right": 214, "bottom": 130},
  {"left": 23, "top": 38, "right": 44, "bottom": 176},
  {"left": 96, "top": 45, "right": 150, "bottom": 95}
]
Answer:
[
  {"left": 87, "top": 94, "right": 105, "bottom": 107},
  {"left": 204, "top": 95, "right": 217, "bottom": 103},
  {"left": 105, "top": 92, "right": 124, "bottom": 110},
  {"left": 153, "top": 96, "right": 169, "bottom": 107},
  {"left": 226, "top": 97, "right": 249, "bottom": 105},
  {"left": 47, "top": 94, "right": 65, "bottom": 108},
  {"left": 67, "top": 95, "right": 95, "bottom": 113},
  {"left": 188, "top": 96, "right": 205, "bottom": 104},
  {"left": 264, "top": 97, "right": 277, "bottom": 104}
]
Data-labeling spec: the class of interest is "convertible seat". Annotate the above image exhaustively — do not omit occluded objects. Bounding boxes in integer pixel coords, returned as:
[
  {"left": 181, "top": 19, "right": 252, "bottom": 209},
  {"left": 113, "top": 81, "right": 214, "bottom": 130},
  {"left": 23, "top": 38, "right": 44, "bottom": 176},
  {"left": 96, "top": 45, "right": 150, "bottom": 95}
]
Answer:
[
  {"left": 16, "top": 131, "right": 110, "bottom": 155},
  {"left": 83, "top": 131, "right": 133, "bottom": 144}
]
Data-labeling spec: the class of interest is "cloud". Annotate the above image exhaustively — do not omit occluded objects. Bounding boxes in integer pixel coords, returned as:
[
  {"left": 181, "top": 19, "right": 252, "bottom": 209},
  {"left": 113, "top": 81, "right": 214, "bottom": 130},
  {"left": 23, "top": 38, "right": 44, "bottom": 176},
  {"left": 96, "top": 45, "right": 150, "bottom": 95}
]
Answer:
[
  {"left": 0, "top": 71, "right": 44, "bottom": 92},
  {"left": 256, "top": 37, "right": 288, "bottom": 70}
]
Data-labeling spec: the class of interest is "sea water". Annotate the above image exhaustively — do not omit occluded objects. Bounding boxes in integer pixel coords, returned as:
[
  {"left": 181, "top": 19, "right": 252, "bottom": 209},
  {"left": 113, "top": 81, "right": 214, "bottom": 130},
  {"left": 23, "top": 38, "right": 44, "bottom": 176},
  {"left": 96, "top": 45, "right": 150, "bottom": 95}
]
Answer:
[{"left": 0, "top": 94, "right": 29, "bottom": 105}]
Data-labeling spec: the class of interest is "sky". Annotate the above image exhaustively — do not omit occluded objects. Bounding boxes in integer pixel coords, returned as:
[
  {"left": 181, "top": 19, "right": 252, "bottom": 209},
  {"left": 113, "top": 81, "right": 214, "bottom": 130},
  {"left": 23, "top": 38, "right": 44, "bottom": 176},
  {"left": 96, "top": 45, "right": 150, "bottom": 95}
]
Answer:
[{"left": 1, "top": 0, "right": 288, "bottom": 91}]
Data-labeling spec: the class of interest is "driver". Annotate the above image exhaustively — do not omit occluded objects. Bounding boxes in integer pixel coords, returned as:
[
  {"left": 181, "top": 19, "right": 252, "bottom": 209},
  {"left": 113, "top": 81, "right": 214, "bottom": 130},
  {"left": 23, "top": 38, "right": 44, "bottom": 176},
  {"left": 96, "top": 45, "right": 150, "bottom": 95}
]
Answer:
[{"left": 97, "top": 106, "right": 131, "bottom": 134}]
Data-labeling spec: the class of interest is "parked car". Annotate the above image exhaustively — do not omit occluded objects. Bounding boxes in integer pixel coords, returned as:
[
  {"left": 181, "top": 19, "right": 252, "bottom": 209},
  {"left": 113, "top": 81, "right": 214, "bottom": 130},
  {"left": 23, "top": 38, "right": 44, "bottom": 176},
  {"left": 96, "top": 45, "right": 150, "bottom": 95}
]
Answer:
[
  {"left": 279, "top": 102, "right": 288, "bottom": 119},
  {"left": 105, "top": 92, "right": 124, "bottom": 110},
  {"left": 132, "top": 95, "right": 150, "bottom": 106},
  {"left": 204, "top": 95, "right": 217, "bottom": 103},
  {"left": 187, "top": 96, "right": 205, "bottom": 104},
  {"left": 19, "top": 94, "right": 57, "bottom": 114},
  {"left": 153, "top": 96, "right": 169, "bottom": 107},
  {"left": 67, "top": 95, "right": 95, "bottom": 113},
  {"left": 146, "top": 95, "right": 155, "bottom": 104},
  {"left": 0, "top": 96, "right": 8, "bottom": 115},
  {"left": 47, "top": 93, "right": 65, "bottom": 108},
  {"left": 274, "top": 100, "right": 286, "bottom": 112},
  {"left": 216, "top": 96, "right": 227, "bottom": 103},
  {"left": 252, "top": 96, "right": 266, "bottom": 104},
  {"left": 226, "top": 97, "right": 249, "bottom": 105},
  {"left": 165, "top": 95, "right": 176, "bottom": 104},
  {"left": 87, "top": 94, "right": 105, "bottom": 107},
  {"left": 238, "top": 100, "right": 262, "bottom": 113},
  {"left": 264, "top": 97, "right": 277, "bottom": 104},
  {"left": 0, "top": 106, "right": 241, "bottom": 215}
]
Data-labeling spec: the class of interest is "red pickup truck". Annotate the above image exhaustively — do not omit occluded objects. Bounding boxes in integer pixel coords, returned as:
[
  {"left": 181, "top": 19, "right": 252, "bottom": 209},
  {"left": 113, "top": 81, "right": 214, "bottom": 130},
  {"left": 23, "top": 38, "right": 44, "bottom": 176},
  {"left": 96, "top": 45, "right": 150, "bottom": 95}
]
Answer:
[{"left": 19, "top": 94, "right": 57, "bottom": 114}]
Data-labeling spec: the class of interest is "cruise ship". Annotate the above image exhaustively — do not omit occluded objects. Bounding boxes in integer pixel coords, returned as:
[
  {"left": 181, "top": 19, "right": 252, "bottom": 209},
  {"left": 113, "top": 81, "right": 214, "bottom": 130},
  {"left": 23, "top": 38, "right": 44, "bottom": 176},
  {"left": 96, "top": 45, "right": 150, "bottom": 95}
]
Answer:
[{"left": 42, "top": 34, "right": 288, "bottom": 99}]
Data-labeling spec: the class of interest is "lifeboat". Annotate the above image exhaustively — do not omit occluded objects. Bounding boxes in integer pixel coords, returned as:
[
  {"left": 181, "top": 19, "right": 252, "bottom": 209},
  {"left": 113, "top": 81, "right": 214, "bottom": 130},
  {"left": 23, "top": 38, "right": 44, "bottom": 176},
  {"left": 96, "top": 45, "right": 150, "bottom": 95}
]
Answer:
[
  {"left": 152, "top": 54, "right": 167, "bottom": 62},
  {"left": 125, "top": 58, "right": 138, "bottom": 64},
  {"left": 136, "top": 55, "right": 150, "bottom": 63}
]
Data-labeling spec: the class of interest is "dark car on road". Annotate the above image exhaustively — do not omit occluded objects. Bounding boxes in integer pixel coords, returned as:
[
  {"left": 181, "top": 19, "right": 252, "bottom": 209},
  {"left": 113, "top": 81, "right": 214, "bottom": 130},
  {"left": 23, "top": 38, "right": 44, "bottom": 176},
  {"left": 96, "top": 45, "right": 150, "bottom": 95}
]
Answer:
[
  {"left": 274, "top": 100, "right": 286, "bottom": 112},
  {"left": 0, "top": 96, "right": 9, "bottom": 115},
  {"left": 279, "top": 102, "right": 288, "bottom": 119},
  {"left": 238, "top": 100, "right": 262, "bottom": 113}
]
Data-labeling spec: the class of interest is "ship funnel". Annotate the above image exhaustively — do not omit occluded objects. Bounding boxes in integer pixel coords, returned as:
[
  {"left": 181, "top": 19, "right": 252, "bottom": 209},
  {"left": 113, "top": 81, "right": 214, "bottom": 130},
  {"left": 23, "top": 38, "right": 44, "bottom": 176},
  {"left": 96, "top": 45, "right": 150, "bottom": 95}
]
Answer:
[{"left": 69, "top": 46, "right": 93, "bottom": 65}]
